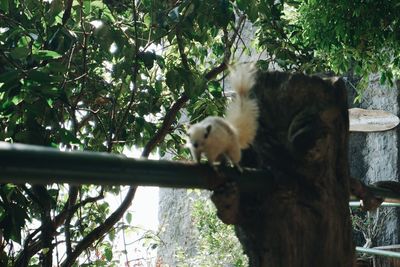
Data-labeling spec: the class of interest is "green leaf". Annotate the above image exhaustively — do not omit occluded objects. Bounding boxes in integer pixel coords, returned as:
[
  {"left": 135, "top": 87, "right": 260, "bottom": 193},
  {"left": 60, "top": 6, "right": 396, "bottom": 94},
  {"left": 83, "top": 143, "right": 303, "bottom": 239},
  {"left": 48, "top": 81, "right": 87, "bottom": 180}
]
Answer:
[
  {"left": 214, "top": 0, "right": 232, "bottom": 28},
  {"left": 138, "top": 51, "right": 156, "bottom": 70},
  {"left": 10, "top": 47, "right": 30, "bottom": 59},
  {"left": 108, "top": 228, "right": 116, "bottom": 242},
  {"left": 211, "top": 43, "right": 224, "bottom": 56},
  {"left": 156, "top": 55, "right": 165, "bottom": 69},
  {"left": 104, "top": 247, "right": 113, "bottom": 262},
  {"left": 126, "top": 212, "right": 132, "bottom": 224},
  {"left": 176, "top": 68, "right": 206, "bottom": 99},
  {"left": 144, "top": 13, "right": 152, "bottom": 28},
  {"left": 208, "top": 81, "right": 222, "bottom": 97},
  {"left": 1, "top": 203, "right": 29, "bottom": 244},
  {"left": 155, "top": 80, "right": 163, "bottom": 93},
  {"left": 165, "top": 68, "right": 183, "bottom": 91},
  {"left": 41, "top": 87, "right": 61, "bottom": 97},
  {"left": 58, "top": 128, "right": 81, "bottom": 144},
  {"left": 1, "top": 100, "right": 15, "bottom": 114},
  {"left": 83, "top": 0, "right": 91, "bottom": 14},
  {"left": 91, "top": 0, "right": 105, "bottom": 9},
  {"left": 0, "top": 0, "right": 9, "bottom": 12},
  {"left": 47, "top": 62, "right": 67, "bottom": 72},
  {"left": 188, "top": 75, "right": 207, "bottom": 99},
  {"left": 46, "top": 98, "right": 53, "bottom": 108},
  {"left": 32, "top": 50, "right": 62, "bottom": 60},
  {"left": 27, "top": 70, "right": 60, "bottom": 83},
  {"left": 236, "top": 0, "right": 247, "bottom": 11},
  {"left": 11, "top": 95, "right": 23, "bottom": 105},
  {"left": 0, "top": 70, "right": 19, "bottom": 85}
]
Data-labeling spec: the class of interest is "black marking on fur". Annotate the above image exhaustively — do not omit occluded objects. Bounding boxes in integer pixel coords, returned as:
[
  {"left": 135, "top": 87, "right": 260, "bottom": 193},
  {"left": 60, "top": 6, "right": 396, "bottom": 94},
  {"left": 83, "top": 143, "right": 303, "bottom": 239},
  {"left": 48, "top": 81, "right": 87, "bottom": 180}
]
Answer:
[
  {"left": 214, "top": 118, "right": 235, "bottom": 136},
  {"left": 205, "top": 125, "right": 212, "bottom": 138}
]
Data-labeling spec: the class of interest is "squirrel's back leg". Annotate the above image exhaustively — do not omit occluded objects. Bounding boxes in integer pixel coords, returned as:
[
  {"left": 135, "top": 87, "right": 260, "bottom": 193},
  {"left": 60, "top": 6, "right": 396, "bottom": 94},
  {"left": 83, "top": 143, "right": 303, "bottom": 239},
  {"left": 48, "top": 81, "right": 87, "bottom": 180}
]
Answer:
[
  {"left": 226, "top": 143, "right": 241, "bottom": 166},
  {"left": 226, "top": 144, "right": 243, "bottom": 172}
]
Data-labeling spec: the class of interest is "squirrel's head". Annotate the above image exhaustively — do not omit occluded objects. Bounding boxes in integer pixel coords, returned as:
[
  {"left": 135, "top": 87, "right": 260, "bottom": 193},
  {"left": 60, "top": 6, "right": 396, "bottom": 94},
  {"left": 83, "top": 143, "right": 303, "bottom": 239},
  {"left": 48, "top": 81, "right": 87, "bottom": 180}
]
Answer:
[{"left": 187, "top": 124, "right": 212, "bottom": 151}]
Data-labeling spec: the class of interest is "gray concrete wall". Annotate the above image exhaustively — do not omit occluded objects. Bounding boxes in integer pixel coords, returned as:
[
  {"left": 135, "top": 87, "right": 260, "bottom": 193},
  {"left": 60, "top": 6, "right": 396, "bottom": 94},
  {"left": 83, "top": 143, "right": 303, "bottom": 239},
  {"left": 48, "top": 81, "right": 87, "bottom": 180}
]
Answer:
[
  {"left": 157, "top": 188, "right": 200, "bottom": 266},
  {"left": 348, "top": 74, "right": 400, "bottom": 247}
]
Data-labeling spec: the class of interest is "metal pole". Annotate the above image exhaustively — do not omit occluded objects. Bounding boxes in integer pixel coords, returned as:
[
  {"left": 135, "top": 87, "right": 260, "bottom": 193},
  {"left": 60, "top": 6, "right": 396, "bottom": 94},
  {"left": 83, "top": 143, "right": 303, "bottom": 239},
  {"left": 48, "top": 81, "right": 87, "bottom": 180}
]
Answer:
[
  {"left": 356, "top": 247, "right": 400, "bottom": 259},
  {"left": 0, "top": 142, "right": 271, "bottom": 191},
  {"left": 349, "top": 201, "right": 400, "bottom": 207},
  {"left": 1, "top": 142, "right": 400, "bottom": 201}
]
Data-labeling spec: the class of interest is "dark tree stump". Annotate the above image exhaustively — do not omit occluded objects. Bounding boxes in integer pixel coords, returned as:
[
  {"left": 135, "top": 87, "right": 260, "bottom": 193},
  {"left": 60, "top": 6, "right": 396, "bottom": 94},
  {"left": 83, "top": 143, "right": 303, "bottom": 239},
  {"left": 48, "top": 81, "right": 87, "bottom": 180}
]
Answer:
[{"left": 235, "top": 72, "right": 354, "bottom": 266}]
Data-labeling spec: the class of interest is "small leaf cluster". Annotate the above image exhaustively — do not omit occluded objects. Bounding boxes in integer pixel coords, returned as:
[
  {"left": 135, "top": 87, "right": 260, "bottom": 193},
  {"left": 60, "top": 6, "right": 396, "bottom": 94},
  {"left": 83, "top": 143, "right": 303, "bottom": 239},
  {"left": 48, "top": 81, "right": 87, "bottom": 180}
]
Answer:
[{"left": 174, "top": 195, "right": 248, "bottom": 267}]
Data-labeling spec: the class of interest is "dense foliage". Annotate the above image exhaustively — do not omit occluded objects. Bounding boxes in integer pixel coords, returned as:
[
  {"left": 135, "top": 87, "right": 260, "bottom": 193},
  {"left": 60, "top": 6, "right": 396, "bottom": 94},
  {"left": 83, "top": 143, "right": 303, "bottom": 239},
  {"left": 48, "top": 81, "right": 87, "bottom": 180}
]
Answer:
[
  {"left": 0, "top": 0, "right": 238, "bottom": 265},
  {"left": 1, "top": 0, "right": 399, "bottom": 265},
  {"left": 175, "top": 193, "right": 248, "bottom": 267},
  {"left": 244, "top": 0, "right": 400, "bottom": 85}
]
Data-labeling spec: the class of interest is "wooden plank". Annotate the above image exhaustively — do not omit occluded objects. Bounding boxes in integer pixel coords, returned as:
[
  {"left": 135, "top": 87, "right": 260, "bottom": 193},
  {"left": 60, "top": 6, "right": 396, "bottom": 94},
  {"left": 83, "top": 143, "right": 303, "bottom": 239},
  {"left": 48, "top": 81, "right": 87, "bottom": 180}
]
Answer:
[{"left": 349, "top": 108, "right": 399, "bottom": 132}]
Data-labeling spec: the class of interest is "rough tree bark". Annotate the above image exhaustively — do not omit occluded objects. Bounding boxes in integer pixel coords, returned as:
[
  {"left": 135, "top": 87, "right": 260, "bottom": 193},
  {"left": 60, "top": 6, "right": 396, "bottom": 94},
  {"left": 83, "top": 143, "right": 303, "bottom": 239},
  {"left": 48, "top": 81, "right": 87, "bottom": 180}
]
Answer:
[{"left": 213, "top": 71, "right": 355, "bottom": 266}]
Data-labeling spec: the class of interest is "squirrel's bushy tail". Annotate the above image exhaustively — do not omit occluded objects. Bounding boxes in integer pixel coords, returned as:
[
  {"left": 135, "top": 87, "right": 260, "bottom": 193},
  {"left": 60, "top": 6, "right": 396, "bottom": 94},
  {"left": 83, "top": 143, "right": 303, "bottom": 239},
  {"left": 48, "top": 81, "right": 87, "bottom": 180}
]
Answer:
[{"left": 226, "top": 63, "right": 259, "bottom": 149}]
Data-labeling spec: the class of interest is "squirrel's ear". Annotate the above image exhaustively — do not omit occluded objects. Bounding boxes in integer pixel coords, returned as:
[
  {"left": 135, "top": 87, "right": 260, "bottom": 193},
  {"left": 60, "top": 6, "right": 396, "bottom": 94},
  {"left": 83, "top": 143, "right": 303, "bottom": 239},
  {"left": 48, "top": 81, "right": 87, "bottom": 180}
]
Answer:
[{"left": 205, "top": 125, "right": 212, "bottom": 138}]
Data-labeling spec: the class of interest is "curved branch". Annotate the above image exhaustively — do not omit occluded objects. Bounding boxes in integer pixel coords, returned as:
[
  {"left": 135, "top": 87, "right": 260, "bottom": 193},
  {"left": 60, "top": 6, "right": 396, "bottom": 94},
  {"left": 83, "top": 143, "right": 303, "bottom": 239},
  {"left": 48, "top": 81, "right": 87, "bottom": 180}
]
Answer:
[
  {"left": 14, "top": 187, "right": 107, "bottom": 266},
  {"left": 62, "top": 0, "right": 74, "bottom": 25},
  {"left": 61, "top": 187, "right": 136, "bottom": 267},
  {"left": 64, "top": 186, "right": 79, "bottom": 256},
  {"left": 54, "top": 186, "right": 79, "bottom": 227},
  {"left": 59, "top": 7, "right": 245, "bottom": 266},
  {"left": 115, "top": 0, "right": 141, "bottom": 141},
  {"left": 176, "top": 29, "right": 190, "bottom": 70},
  {"left": 61, "top": 2, "right": 141, "bottom": 265},
  {"left": 142, "top": 93, "right": 189, "bottom": 157}
]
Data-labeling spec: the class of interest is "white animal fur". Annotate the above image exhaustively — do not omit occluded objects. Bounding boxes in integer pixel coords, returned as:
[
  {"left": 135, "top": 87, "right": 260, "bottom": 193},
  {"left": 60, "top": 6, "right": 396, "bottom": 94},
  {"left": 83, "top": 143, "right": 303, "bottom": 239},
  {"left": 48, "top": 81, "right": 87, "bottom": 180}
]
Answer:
[{"left": 187, "top": 63, "right": 259, "bottom": 165}]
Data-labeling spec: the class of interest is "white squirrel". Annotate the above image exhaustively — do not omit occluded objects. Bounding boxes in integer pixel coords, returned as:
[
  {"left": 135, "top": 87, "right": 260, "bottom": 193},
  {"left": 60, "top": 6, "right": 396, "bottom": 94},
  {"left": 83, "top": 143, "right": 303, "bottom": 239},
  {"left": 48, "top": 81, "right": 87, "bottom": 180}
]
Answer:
[{"left": 187, "top": 64, "right": 259, "bottom": 167}]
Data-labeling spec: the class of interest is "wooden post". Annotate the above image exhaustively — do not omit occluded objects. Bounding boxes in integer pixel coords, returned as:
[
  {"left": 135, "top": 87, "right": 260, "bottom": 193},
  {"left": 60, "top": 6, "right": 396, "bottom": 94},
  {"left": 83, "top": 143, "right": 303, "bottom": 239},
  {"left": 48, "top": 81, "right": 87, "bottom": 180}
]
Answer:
[{"left": 213, "top": 72, "right": 355, "bottom": 266}]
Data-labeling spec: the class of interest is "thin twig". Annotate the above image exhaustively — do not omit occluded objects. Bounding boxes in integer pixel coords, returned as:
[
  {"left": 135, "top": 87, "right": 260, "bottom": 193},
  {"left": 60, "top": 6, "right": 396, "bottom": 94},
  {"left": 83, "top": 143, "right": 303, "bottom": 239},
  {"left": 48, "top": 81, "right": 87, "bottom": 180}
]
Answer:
[{"left": 114, "top": 0, "right": 141, "bottom": 142}]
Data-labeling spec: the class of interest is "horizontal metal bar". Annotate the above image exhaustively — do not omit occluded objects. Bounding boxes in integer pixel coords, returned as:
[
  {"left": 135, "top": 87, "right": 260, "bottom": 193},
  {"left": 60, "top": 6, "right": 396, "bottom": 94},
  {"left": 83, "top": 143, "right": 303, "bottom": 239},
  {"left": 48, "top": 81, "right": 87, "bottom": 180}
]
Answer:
[
  {"left": 363, "top": 186, "right": 400, "bottom": 202},
  {"left": 349, "top": 201, "right": 400, "bottom": 207},
  {"left": 356, "top": 246, "right": 400, "bottom": 259},
  {"left": 0, "top": 142, "right": 272, "bottom": 191},
  {"left": 1, "top": 142, "right": 400, "bottom": 202}
]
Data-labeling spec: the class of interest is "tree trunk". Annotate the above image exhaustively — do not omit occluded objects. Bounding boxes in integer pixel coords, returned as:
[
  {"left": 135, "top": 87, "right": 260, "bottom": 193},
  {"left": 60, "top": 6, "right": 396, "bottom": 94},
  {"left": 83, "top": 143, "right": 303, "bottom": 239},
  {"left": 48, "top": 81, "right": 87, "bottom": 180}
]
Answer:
[{"left": 234, "top": 72, "right": 354, "bottom": 266}]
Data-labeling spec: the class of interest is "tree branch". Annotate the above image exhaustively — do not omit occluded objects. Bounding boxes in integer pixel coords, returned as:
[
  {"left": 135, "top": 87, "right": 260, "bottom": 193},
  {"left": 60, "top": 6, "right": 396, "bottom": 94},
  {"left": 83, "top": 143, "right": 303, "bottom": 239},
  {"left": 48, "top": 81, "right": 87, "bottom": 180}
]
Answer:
[
  {"left": 115, "top": 0, "right": 141, "bottom": 142},
  {"left": 142, "top": 93, "right": 189, "bottom": 157},
  {"left": 61, "top": 2, "right": 141, "bottom": 265},
  {"left": 62, "top": 0, "right": 74, "bottom": 25},
  {"left": 176, "top": 28, "right": 190, "bottom": 70},
  {"left": 64, "top": 186, "right": 79, "bottom": 257},
  {"left": 61, "top": 187, "right": 136, "bottom": 267},
  {"left": 58, "top": 7, "right": 245, "bottom": 266}
]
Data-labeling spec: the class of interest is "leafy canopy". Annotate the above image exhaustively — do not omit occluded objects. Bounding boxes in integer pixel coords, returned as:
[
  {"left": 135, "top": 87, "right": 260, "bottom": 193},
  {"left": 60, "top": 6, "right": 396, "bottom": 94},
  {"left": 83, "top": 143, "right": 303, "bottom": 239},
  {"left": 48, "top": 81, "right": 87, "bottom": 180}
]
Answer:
[
  {"left": 0, "top": 0, "right": 399, "bottom": 265},
  {"left": 0, "top": 0, "right": 239, "bottom": 265}
]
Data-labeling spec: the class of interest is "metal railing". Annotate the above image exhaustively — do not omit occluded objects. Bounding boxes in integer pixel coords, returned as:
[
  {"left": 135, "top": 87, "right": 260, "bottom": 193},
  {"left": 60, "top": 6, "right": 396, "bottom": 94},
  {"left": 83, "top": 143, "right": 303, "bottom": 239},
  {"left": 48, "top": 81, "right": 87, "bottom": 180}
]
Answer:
[
  {"left": 356, "top": 246, "right": 400, "bottom": 259},
  {"left": 0, "top": 142, "right": 271, "bottom": 191},
  {"left": 2, "top": 142, "right": 400, "bottom": 260},
  {"left": 350, "top": 201, "right": 400, "bottom": 207}
]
